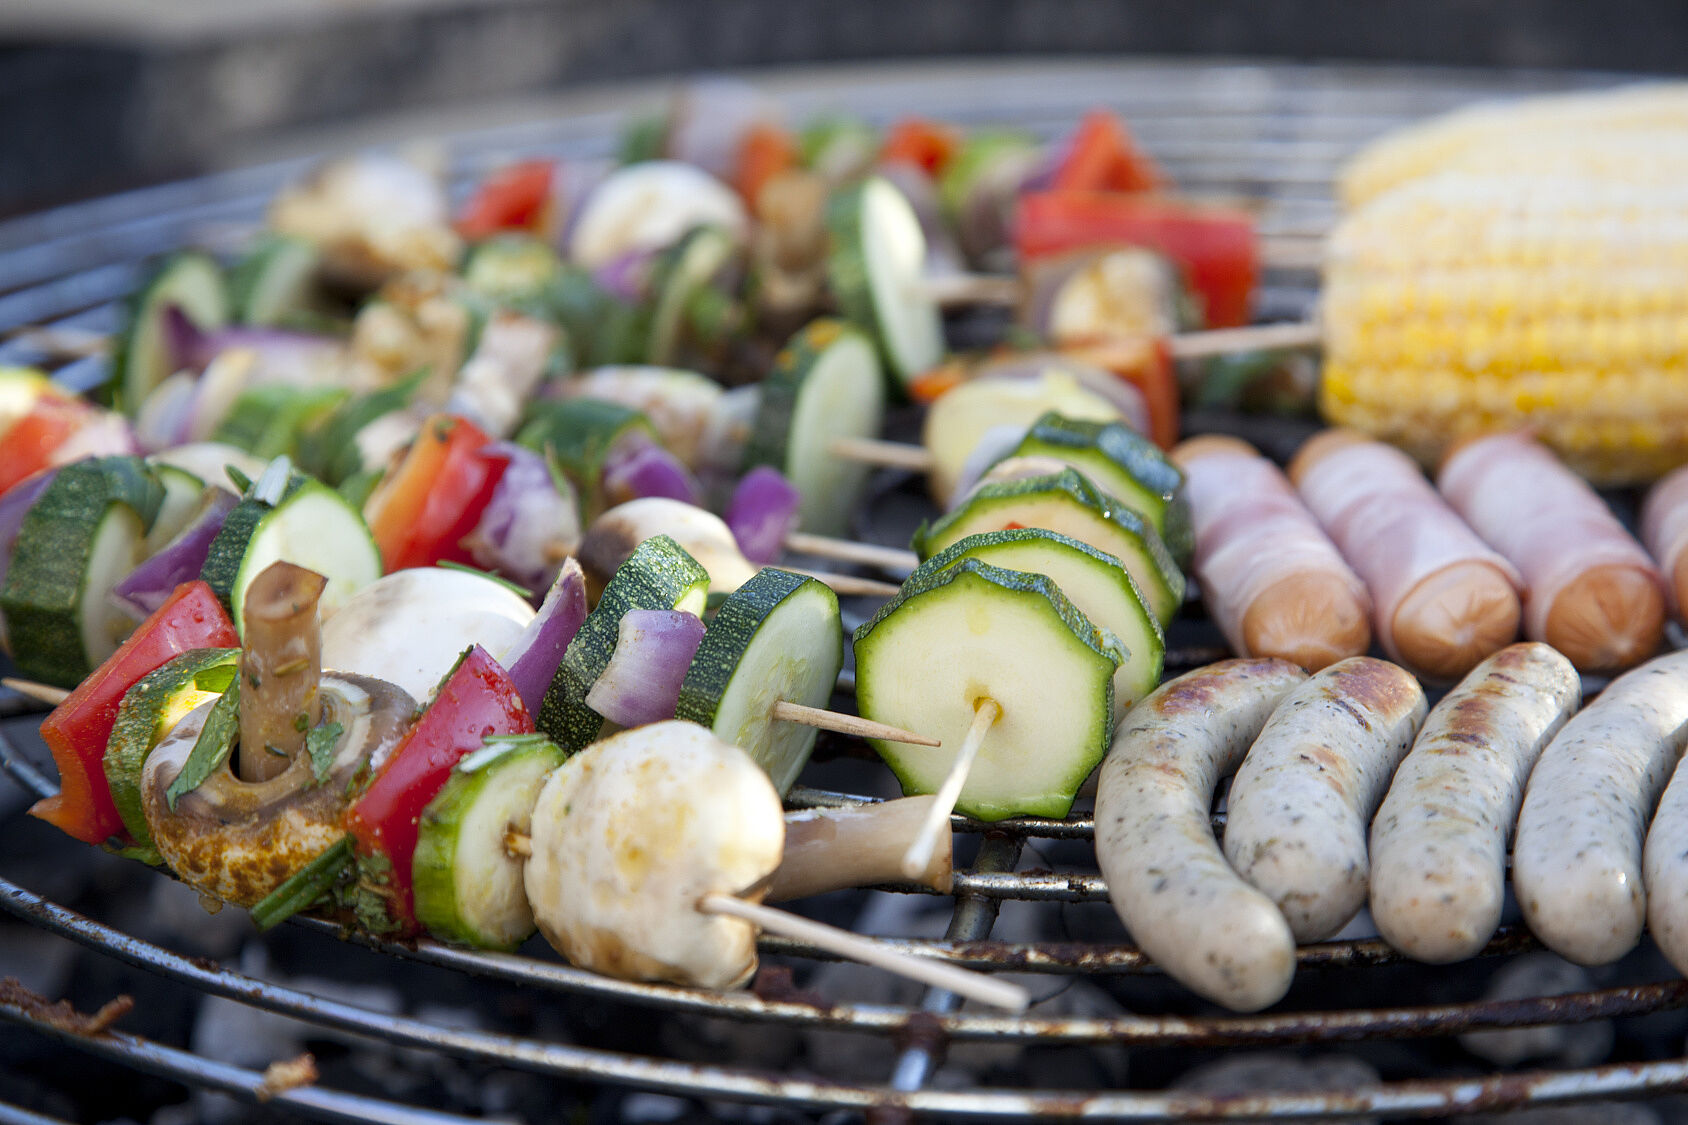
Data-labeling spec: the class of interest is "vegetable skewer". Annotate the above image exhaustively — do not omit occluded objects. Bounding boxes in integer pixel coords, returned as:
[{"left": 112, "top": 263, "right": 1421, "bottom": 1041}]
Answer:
[{"left": 513, "top": 721, "right": 1027, "bottom": 1011}]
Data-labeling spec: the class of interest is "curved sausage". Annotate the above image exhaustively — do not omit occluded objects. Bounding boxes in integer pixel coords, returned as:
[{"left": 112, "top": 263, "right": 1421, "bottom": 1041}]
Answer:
[
  {"left": 1439, "top": 431, "right": 1665, "bottom": 672},
  {"left": 1641, "top": 463, "right": 1688, "bottom": 619},
  {"left": 1223, "top": 656, "right": 1428, "bottom": 942},
  {"left": 1368, "top": 643, "right": 1580, "bottom": 963},
  {"left": 1095, "top": 657, "right": 1308, "bottom": 1011},
  {"left": 1290, "top": 429, "right": 1522, "bottom": 680},
  {"left": 1173, "top": 435, "right": 1371, "bottom": 671},
  {"left": 1514, "top": 648, "right": 1688, "bottom": 965}
]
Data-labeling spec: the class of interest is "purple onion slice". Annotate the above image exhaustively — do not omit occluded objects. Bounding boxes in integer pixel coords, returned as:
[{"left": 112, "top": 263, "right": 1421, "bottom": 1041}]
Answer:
[
  {"left": 600, "top": 435, "right": 702, "bottom": 509},
  {"left": 467, "top": 442, "right": 581, "bottom": 596},
  {"left": 110, "top": 487, "right": 237, "bottom": 619},
  {"left": 724, "top": 466, "right": 800, "bottom": 566},
  {"left": 503, "top": 558, "right": 589, "bottom": 715},
  {"left": 582, "top": 608, "right": 706, "bottom": 728}
]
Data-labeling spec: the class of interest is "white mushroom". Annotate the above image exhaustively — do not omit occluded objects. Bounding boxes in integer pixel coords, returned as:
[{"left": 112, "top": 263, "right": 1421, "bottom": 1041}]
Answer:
[
  {"left": 567, "top": 161, "right": 747, "bottom": 270},
  {"left": 523, "top": 721, "right": 784, "bottom": 989},
  {"left": 578, "top": 497, "right": 758, "bottom": 599},
  {"left": 321, "top": 568, "right": 536, "bottom": 702}
]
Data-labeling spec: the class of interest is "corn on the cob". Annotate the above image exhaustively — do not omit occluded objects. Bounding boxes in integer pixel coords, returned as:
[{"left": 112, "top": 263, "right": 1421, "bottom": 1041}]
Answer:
[
  {"left": 1338, "top": 84, "right": 1688, "bottom": 208},
  {"left": 1320, "top": 172, "right": 1688, "bottom": 486}
]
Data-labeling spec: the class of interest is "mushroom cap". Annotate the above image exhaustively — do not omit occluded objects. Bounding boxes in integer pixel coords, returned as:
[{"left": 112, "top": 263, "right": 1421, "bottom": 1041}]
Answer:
[
  {"left": 524, "top": 720, "right": 784, "bottom": 989},
  {"left": 142, "top": 673, "right": 415, "bottom": 908}
]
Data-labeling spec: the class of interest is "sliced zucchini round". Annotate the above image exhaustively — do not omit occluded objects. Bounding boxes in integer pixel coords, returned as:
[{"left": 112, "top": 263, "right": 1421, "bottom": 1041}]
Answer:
[
  {"left": 854, "top": 558, "right": 1121, "bottom": 821},
  {"left": 915, "top": 467, "right": 1185, "bottom": 627},
  {"left": 922, "top": 369, "right": 1121, "bottom": 505},
  {"left": 538, "top": 534, "right": 711, "bottom": 750},
  {"left": 143, "top": 461, "right": 208, "bottom": 555},
  {"left": 228, "top": 235, "right": 322, "bottom": 326},
  {"left": 1002, "top": 411, "right": 1192, "bottom": 567},
  {"left": 201, "top": 476, "right": 381, "bottom": 635},
  {"left": 646, "top": 225, "right": 739, "bottom": 367},
  {"left": 919, "top": 528, "right": 1163, "bottom": 719},
  {"left": 743, "top": 319, "right": 884, "bottom": 538},
  {"left": 0, "top": 457, "right": 164, "bottom": 685},
  {"left": 114, "top": 252, "right": 228, "bottom": 412},
  {"left": 105, "top": 647, "right": 238, "bottom": 852},
  {"left": 462, "top": 234, "right": 564, "bottom": 307},
  {"left": 826, "top": 176, "right": 943, "bottom": 389},
  {"left": 675, "top": 568, "right": 843, "bottom": 796},
  {"left": 413, "top": 733, "right": 567, "bottom": 950}
]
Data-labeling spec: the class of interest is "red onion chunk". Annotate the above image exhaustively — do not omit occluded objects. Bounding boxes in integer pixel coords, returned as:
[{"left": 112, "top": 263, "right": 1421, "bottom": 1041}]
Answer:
[
  {"left": 725, "top": 466, "right": 801, "bottom": 565},
  {"left": 601, "top": 436, "right": 701, "bottom": 509},
  {"left": 591, "top": 248, "right": 659, "bottom": 304},
  {"left": 164, "top": 304, "right": 341, "bottom": 378},
  {"left": 468, "top": 442, "right": 581, "bottom": 595},
  {"left": 582, "top": 608, "right": 706, "bottom": 728},
  {"left": 0, "top": 469, "right": 58, "bottom": 594},
  {"left": 504, "top": 558, "right": 589, "bottom": 714},
  {"left": 110, "top": 488, "right": 237, "bottom": 618}
]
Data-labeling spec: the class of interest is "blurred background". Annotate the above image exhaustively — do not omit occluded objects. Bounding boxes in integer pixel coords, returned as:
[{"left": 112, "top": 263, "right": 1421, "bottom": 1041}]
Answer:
[{"left": 5, "top": 0, "right": 1688, "bottom": 218}]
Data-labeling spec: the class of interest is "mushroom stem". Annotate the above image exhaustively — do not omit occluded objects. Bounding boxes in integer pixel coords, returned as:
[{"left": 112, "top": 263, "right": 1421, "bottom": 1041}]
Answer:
[
  {"left": 239, "top": 562, "right": 329, "bottom": 784},
  {"left": 698, "top": 893, "right": 1029, "bottom": 1012},
  {"left": 767, "top": 797, "right": 953, "bottom": 902}
]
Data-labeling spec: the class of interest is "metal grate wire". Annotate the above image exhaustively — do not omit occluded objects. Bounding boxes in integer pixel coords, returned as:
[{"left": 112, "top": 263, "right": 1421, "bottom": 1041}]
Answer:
[{"left": 3, "top": 56, "right": 1685, "bottom": 1122}]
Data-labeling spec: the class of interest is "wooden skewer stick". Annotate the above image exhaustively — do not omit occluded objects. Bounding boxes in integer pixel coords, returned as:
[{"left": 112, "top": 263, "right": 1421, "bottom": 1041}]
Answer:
[
  {"left": 699, "top": 892, "right": 1029, "bottom": 1012},
  {"left": 783, "top": 531, "right": 920, "bottom": 574},
  {"left": 2, "top": 678, "right": 70, "bottom": 706},
  {"left": 501, "top": 826, "right": 1025, "bottom": 1010},
  {"left": 2, "top": 325, "right": 109, "bottom": 360},
  {"left": 769, "top": 699, "right": 940, "bottom": 747},
  {"left": 902, "top": 697, "right": 1001, "bottom": 880},
  {"left": 779, "top": 566, "right": 902, "bottom": 599},
  {"left": 824, "top": 436, "right": 936, "bottom": 474}
]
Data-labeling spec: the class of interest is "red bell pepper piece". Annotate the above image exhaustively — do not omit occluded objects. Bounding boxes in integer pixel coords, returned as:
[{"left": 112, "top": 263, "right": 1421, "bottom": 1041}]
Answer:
[
  {"left": 1015, "top": 191, "right": 1257, "bottom": 329},
  {"left": 1049, "top": 109, "right": 1166, "bottom": 194},
  {"left": 456, "top": 159, "right": 556, "bottom": 241},
  {"left": 29, "top": 580, "right": 239, "bottom": 844},
  {"left": 734, "top": 122, "right": 799, "bottom": 207},
  {"left": 879, "top": 118, "right": 961, "bottom": 178},
  {"left": 344, "top": 645, "right": 533, "bottom": 932},
  {"left": 0, "top": 393, "right": 101, "bottom": 496},
  {"left": 362, "top": 414, "right": 509, "bottom": 573},
  {"left": 1060, "top": 336, "right": 1181, "bottom": 451}
]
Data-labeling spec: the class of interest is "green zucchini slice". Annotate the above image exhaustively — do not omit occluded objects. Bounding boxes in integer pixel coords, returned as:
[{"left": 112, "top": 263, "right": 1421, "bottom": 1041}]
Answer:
[
  {"left": 1002, "top": 412, "right": 1191, "bottom": 567},
  {"left": 1, "top": 457, "right": 164, "bottom": 685},
  {"left": 919, "top": 528, "right": 1163, "bottom": 719},
  {"left": 413, "top": 734, "right": 567, "bottom": 950},
  {"left": 676, "top": 568, "right": 843, "bottom": 795},
  {"left": 743, "top": 318, "right": 884, "bottom": 538},
  {"left": 105, "top": 647, "right": 239, "bottom": 852},
  {"left": 114, "top": 253, "right": 227, "bottom": 412},
  {"left": 916, "top": 467, "right": 1185, "bottom": 626},
  {"left": 538, "top": 534, "right": 710, "bottom": 750},
  {"left": 854, "top": 558, "right": 1121, "bottom": 821},
  {"left": 826, "top": 176, "right": 943, "bottom": 389}
]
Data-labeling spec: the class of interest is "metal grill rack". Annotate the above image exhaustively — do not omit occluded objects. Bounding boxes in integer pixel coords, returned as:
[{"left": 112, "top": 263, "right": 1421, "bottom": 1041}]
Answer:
[{"left": 3, "top": 57, "right": 1686, "bottom": 1123}]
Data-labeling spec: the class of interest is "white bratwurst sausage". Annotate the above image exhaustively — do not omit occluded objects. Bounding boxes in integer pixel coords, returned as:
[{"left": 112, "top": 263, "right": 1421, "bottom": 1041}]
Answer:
[
  {"left": 1223, "top": 656, "right": 1428, "bottom": 942},
  {"left": 1094, "top": 658, "right": 1308, "bottom": 1012},
  {"left": 1645, "top": 750, "right": 1688, "bottom": 977},
  {"left": 1515, "top": 648, "right": 1688, "bottom": 964},
  {"left": 1369, "top": 643, "right": 1580, "bottom": 963}
]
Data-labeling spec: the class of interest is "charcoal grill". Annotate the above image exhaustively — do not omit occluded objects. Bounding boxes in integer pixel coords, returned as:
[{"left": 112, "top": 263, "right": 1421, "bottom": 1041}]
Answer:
[{"left": 3, "top": 57, "right": 1686, "bottom": 1123}]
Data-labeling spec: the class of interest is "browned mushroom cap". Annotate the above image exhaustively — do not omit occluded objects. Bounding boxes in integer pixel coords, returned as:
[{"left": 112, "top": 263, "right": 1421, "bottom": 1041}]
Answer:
[{"left": 141, "top": 673, "right": 415, "bottom": 908}]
